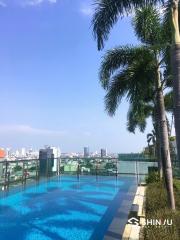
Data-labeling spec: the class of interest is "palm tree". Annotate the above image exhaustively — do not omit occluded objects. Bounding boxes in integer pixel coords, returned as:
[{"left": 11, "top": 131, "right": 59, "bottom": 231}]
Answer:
[
  {"left": 92, "top": 0, "right": 180, "bottom": 176},
  {"left": 147, "top": 130, "right": 156, "bottom": 156},
  {"left": 127, "top": 100, "right": 163, "bottom": 178},
  {"left": 92, "top": 5, "right": 175, "bottom": 209},
  {"left": 127, "top": 91, "right": 174, "bottom": 178}
]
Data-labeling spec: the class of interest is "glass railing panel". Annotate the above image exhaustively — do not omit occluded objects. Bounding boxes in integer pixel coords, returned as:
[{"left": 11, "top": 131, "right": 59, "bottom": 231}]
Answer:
[{"left": 118, "top": 161, "right": 136, "bottom": 174}]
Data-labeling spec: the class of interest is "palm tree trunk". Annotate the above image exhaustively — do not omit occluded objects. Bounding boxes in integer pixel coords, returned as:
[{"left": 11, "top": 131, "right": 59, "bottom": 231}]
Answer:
[
  {"left": 156, "top": 129, "right": 163, "bottom": 178},
  {"left": 156, "top": 66, "right": 175, "bottom": 210},
  {"left": 171, "top": 0, "right": 180, "bottom": 168},
  {"left": 154, "top": 117, "right": 163, "bottom": 178},
  {"left": 171, "top": 45, "right": 180, "bottom": 166}
]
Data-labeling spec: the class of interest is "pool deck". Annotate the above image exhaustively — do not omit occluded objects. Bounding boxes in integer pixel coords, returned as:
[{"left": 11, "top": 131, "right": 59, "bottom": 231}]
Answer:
[{"left": 104, "top": 182, "right": 137, "bottom": 240}]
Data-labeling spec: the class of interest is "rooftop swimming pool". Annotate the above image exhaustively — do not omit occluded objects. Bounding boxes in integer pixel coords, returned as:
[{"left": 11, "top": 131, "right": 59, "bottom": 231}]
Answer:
[{"left": 0, "top": 175, "right": 136, "bottom": 240}]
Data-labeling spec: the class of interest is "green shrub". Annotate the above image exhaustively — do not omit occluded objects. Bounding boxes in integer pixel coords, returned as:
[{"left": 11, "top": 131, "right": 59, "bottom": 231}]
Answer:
[
  {"left": 145, "top": 181, "right": 168, "bottom": 212},
  {"left": 145, "top": 171, "right": 160, "bottom": 184},
  {"left": 144, "top": 180, "right": 180, "bottom": 240},
  {"left": 144, "top": 209, "right": 180, "bottom": 240},
  {"left": 28, "top": 166, "right": 37, "bottom": 171},
  {"left": 13, "top": 165, "right": 22, "bottom": 172}
]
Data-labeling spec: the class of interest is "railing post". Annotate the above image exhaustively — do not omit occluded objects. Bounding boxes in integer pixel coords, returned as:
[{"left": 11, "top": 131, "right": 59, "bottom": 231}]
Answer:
[
  {"left": 7, "top": 171, "right": 10, "bottom": 189},
  {"left": 46, "top": 158, "right": 49, "bottom": 178},
  {"left": 57, "top": 158, "right": 61, "bottom": 176},
  {"left": 116, "top": 159, "right": 118, "bottom": 179},
  {"left": 96, "top": 159, "right": 98, "bottom": 181},
  {"left": 35, "top": 159, "right": 39, "bottom": 180},
  {"left": 56, "top": 158, "right": 58, "bottom": 176},
  {"left": 135, "top": 160, "right": 138, "bottom": 185},
  {"left": 4, "top": 161, "right": 8, "bottom": 188},
  {"left": 22, "top": 162, "right": 25, "bottom": 184},
  {"left": 77, "top": 160, "right": 80, "bottom": 180}
]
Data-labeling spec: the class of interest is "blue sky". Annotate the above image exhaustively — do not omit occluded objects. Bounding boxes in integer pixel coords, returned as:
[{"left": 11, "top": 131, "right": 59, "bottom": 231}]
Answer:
[{"left": 0, "top": 0, "right": 152, "bottom": 153}]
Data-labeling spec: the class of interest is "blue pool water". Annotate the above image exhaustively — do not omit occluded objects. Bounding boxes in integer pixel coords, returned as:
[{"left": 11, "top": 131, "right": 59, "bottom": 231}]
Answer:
[{"left": 0, "top": 176, "right": 136, "bottom": 240}]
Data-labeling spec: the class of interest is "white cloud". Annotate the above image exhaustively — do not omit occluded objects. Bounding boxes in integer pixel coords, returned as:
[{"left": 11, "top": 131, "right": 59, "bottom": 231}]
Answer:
[
  {"left": 80, "top": 3, "right": 93, "bottom": 17},
  {"left": 0, "top": 0, "right": 58, "bottom": 7},
  {"left": 22, "top": 0, "right": 57, "bottom": 6},
  {"left": 48, "top": 0, "right": 57, "bottom": 3},
  {"left": 0, "top": 124, "right": 66, "bottom": 136}
]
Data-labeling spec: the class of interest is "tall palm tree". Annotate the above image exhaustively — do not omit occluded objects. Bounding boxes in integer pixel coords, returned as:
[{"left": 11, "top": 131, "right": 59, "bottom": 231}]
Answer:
[
  {"left": 147, "top": 130, "right": 156, "bottom": 147},
  {"left": 127, "top": 91, "right": 174, "bottom": 178},
  {"left": 147, "top": 130, "right": 156, "bottom": 156},
  {"left": 127, "top": 100, "right": 163, "bottom": 177},
  {"left": 92, "top": 0, "right": 180, "bottom": 174},
  {"left": 93, "top": 5, "right": 175, "bottom": 209}
]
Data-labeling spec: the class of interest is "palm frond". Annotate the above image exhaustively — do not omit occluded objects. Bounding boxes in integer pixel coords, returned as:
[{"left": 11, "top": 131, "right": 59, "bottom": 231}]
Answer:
[
  {"left": 104, "top": 70, "right": 128, "bottom": 116},
  {"left": 127, "top": 101, "right": 153, "bottom": 133},
  {"left": 104, "top": 54, "right": 156, "bottom": 116},
  {"left": 133, "top": 5, "right": 163, "bottom": 45},
  {"left": 99, "top": 45, "right": 154, "bottom": 89},
  {"left": 92, "top": 0, "right": 164, "bottom": 50}
]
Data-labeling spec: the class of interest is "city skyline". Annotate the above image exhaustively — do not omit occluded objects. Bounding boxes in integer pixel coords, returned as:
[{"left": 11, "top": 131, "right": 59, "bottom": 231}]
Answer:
[{"left": 0, "top": 0, "right": 153, "bottom": 152}]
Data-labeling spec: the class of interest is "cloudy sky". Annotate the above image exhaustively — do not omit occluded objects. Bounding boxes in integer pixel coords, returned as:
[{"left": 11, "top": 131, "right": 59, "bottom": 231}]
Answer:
[{"left": 0, "top": 0, "right": 153, "bottom": 152}]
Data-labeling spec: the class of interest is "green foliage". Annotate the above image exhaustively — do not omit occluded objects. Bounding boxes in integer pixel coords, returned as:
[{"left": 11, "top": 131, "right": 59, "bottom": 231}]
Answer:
[
  {"left": 170, "top": 136, "right": 176, "bottom": 141},
  {"left": 13, "top": 165, "right": 22, "bottom": 172},
  {"left": 144, "top": 181, "right": 180, "bottom": 240},
  {"left": 92, "top": 0, "right": 163, "bottom": 50},
  {"left": 85, "top": 162, "right": 93, "bottom": 168},
  {"left": 80, "top": 162, "right": 93, "bottom": 169},
  {"left": 93, "top": 4, "right": 172, "bottom": 136},
  {"left": 127, "top": 101, "right": 153, "bottom": 133},
  {"left": 105, "top": 162, "right": 116, "bottom": 169},
  {"left": 145, "top": 170, "right": 160, "bottom": 184},
  {"left": 133, "top": 5, "right": 163, "bottom": 45},
  {"left": 164, "top": 91, "right": 174, "bottom": 113},
  {"left": 100, "top": 46, "right": 156, "bottom": 116},
  {"left": 28, "top": 166, "right": 37, "bottom": 171}
]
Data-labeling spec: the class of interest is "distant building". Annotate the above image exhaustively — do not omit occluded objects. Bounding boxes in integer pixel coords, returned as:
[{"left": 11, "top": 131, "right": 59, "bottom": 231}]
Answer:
[
  {"left": 15, "top": 150, "right": 20, "bottom": 157},
  {"left": 51, "top": 147, "right": 61, "bottom": 172},
  {"left": 21, "top": 148, "right": 26, "bottom": 157},
  {"left": 0, "top": 149, "right": 6, "bottom": 177},
  {"left": 101, "top": 149, "right": 107, "bottom": 158},
  {"left": 0, "top": 149, "right": 6, "bottom": 159},
  {"left": 39, "top": 147, "right": 54, "bottom": 176},
  {"left": 6, "top": 148, "right": 11, "bottom": 159},
  {"left": 84, "top": 147, "right": 89, "bottom": 157}
]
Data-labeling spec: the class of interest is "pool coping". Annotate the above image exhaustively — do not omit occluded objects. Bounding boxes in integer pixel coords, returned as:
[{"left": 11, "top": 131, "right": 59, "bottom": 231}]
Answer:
[
  {"left": 121, "top": 185, "right": 146, "bottom": 240},
  {"left": 103, "top": 180, "right": 137, "bottom": 240}
]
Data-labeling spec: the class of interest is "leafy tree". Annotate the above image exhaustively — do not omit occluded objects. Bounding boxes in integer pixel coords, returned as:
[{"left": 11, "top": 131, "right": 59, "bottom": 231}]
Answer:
[
  {"left": 127, "top": 91, "right": 174, "bottom": 178},
  {"left": 92, "top": 0, "right": 180, "bottom": 192},
  {"left": 13, "top": 165, "right": 22, "bottom": 172},
  {"left": 92, "top": 4, "right": 176, "bottom": 209}
]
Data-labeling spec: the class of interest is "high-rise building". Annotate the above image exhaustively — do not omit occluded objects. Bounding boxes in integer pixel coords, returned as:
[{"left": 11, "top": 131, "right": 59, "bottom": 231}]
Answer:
[
  {"left": 15, "top": 150, "right": 20, "bottom": 157},
  {"left": 84, "top": 147, "right": 90, "bottom": 157},
  {"left": 51, "top": 147, "right": 61, "bottom": 172},
  {"left": 6, "top": 148, "right": 11, "bottom": 159},
  {"left": 101, "top": 148, "right": 107, "bottom": 158},
  {"left": 39, "top": 147, "right": 54, "bottom": 176},
  {"left": 21, "top": 148, "right": 26, "bottom": 157}
]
